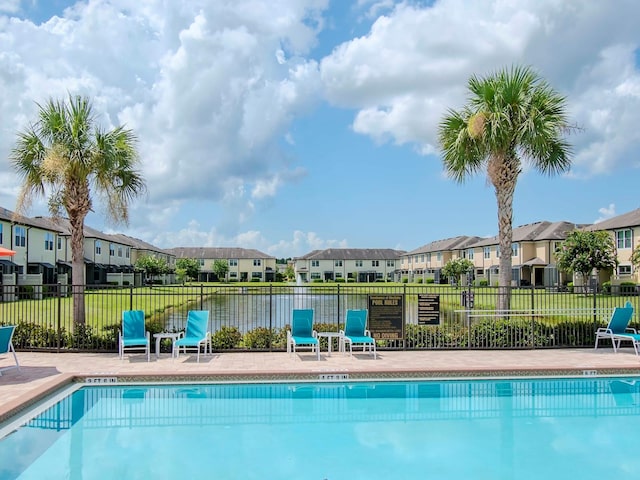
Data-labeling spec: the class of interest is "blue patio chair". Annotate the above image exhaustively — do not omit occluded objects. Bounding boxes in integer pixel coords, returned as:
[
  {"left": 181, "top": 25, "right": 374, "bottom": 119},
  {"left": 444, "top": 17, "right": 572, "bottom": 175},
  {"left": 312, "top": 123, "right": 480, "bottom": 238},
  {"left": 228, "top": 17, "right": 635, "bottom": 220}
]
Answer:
[
  {"left": 595, "top": 302, "right": 639, "bottom": 354},
  {"left": 0, "top": 325, "right": 20, "bottom": 375},
  {"left": 287, "top": 309, "right": 320, "bottom": 360},
  {"left": 341, "top": 309, "right": 377, "bottom": 359},
  {"left": 119, "top": 310, "right": 150, "bottom": 361},
  {"left": 173, "top": 310, "right": 211, "bottom": 362}
]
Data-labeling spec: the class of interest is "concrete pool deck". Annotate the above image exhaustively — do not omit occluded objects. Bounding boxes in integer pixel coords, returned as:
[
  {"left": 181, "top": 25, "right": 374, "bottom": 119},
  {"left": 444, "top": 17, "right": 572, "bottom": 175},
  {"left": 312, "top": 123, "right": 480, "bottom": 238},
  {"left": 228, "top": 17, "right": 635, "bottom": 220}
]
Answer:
[{"left": 2, "top": 347, "right": 640, "bottom": 422}]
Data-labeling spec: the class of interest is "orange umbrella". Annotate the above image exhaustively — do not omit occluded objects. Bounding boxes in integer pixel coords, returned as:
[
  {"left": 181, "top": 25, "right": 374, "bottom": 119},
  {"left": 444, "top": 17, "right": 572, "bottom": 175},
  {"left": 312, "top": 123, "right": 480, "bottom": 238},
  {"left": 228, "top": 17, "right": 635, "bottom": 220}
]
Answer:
[{"left": 0, "top": 246, "right": 16, "bottom": 257}]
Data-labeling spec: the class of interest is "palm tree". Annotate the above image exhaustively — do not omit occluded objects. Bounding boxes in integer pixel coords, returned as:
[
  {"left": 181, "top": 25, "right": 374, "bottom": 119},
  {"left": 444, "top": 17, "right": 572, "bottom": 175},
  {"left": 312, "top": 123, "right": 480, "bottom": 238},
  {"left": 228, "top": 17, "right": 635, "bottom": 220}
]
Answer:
[
  {"left": 438, "top": 65, "right": 573, "bottom": 312},
  {"left": 11, "top": 95, "right": 146, "bottom": 325}
]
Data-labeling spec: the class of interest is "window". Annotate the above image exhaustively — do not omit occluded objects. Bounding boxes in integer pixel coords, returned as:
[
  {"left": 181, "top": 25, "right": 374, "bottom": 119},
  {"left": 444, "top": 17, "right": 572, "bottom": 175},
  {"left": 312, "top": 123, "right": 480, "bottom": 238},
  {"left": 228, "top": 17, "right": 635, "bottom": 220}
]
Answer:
[
  {"left": 467, "top": 249, "right": 474, "bottom": 260},
  {"left": 436, "top": 252, "right": 442, "bottom": 261},
  {"left": 426, "top": 253, "right": 431, "bottom": 262},
  {"left": 57, "top": 236, "right": 62, "bottom": 250},
  {"left": 252, "top": 272, "right": 262, "bottom": 279},
  {"left": 229, "top": 271, "right": 238, "bottom": 278},
  {"left": 413, "top": 255, "right": 418, "bottom": 262},
  {"left": 619, "top": 265, "right": 632, "bottom": 275},
  {"left": 0, "top": 224, "right": 3, "bottom": 243},
  {"left": 484, "top": 247, "right": 490, "bottom": 259},
  {"left": 109, "top": 243, "right": 115, "bottom": 256},
  {"left": 496, "top": 246, "right": 500, "bottom": 258},
  {"left": 355, "top": 260, "right": 363, "bottom": 267},
  {"left": 14, "top": 226, "right": 26, "bottom": 247},
  {"left": 512, "top": 243, "right": 519, "bottom": 257},
  {"left": 335, "top": 260, "right": 343, "bottom": 267},
  {"left": 387, "top": 260, "right": 394, "bottom": 267},
  {"left": 616, "top": 229, "right": 632, "bottom": 249},
  {"left": 311, "top": 260, "right": 319, "bottom": 267},
  {"left": 229, "top": 259, "right": 238, "bottom": 267},
  {"left": 253, "top": 259, "right": 261, "bottom": 266},
  {"left": 335, "top": 272, "right": 343, "bottom": 278},
  {"left": 117, "top": 246, "right": 123, "bottom": 257},
  {"left": 44, "top": 232, "right": 54, "bottom": 251},
  {"left": 372, "top": 260, "right": 379, "bottom": 267},
  {"left": 126, "top": 247, "right": 130, "bottom": 259},
  {"left": 310, "top": 272, "right": 321, "bottom": 280},
  {"left": 95, "top": 240, "right": 101, "bottom": 255},
  {"left": 420, "top": 255, "right": 425, "bottom": 262},
  {"left": 199, "top": 259, "right": 205, "bottom": 266}
]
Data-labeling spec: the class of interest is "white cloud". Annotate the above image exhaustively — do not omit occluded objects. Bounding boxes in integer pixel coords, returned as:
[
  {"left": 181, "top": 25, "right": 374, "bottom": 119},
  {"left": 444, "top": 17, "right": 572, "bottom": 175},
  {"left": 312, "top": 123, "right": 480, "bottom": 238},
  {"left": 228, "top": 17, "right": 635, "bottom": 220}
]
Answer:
[
  {"left": 0, "top": 0, "right": 327, "bottom": 234},
  {"left": 320, "top": 0, "right": 640, "bottom": 176},
  {"left": 594, "top": 203, "right": 616, "bottom": 223}
]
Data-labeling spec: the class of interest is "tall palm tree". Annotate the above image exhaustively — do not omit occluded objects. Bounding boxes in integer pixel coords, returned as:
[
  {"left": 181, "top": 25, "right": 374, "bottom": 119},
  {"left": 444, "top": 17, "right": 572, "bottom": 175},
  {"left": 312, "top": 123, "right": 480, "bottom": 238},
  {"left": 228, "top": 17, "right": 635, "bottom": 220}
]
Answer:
[
  {"left": 11, "top": 95, "right": 146, "bottom": 325},
  {"left": 438, "top": 65, "right": 573, "bottom": 312}
]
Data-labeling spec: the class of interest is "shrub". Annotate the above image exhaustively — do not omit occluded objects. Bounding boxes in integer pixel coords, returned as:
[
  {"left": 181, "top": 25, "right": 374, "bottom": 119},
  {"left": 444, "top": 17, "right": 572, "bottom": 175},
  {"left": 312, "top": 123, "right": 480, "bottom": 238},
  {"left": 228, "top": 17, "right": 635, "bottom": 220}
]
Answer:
[
  {"left": 335, "top": 277, "right": 345, "bottom": 283},
  {"left": 401, "top": 277, "right": 408, "bottom": 283},
  {"left": 567, "top": 282, "right": 574, "bottom": 293},
  {"left": 211, "top": 326, "right": 242, "bottom": 349},
  {"left": 602, "top": 281, "right": 611, "bottom": 294},
  {"left": 415, "top": 278, "right": 423, "bottom": 284},
  {"left": 476, "top": 279, "right": 489, "bottom": 287},
  {"left": 243, "top": 327, "right": 273, "bottom": 349},
  {"left": 426, "top": 278, "right": 435, "bottom": 284}
]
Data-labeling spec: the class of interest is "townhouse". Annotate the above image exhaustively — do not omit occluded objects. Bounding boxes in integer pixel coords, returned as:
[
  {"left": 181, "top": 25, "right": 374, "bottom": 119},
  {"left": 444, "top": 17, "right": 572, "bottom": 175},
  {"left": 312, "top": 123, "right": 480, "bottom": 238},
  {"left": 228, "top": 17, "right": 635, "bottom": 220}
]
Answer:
[
  {"left": 294, "top": 248, "right": 405, "bottom": 283},
  {"left": 584, "top": 208, "right": 640, "bottom": 285},
  {"left": 167, "top": 247, "right": 276, "bottom": 282},
  {"left": 401, "top": 236, "right": 482, "bottom": 283}
]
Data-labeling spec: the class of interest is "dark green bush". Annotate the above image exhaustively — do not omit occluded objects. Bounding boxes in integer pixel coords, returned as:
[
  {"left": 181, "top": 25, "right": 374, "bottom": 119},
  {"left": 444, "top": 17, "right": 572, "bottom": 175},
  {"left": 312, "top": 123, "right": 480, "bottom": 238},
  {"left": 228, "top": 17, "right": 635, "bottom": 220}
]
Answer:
[
  {"left": 211, "top": 326, "right": 242, "bottom": 349},
  {"left": 243, "top": 327, "right": 273, "bottom": 349},
  {"left": 602, "top": 281, "right": 611, "bottom": 294},
  {"left": 426, "top": 278, "right": 435, "bottom": 284}
]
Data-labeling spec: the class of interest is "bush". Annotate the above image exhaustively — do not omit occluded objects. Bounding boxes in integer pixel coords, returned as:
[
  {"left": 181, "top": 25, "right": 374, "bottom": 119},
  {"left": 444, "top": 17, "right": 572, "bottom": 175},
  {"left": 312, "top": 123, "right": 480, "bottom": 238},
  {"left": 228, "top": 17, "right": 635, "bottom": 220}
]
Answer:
[
  {"left": 401, "top": 277, "right": 408, "bottom": 283},
  {"left": 620, "top": 282, "right": 637, "bottom": 294},
  {"left": 567, "top": 282, "right": 574, "bottom": 293},
  {"left": 476, "top": 279, "right": 489, "bottom": 287},
  {"left": 426, "top": 278, "right": 435, "bottom": 284},
  {"left": 335, "top": 277, "right": 345, "bottom": 283},
  {"left": 602, "top": 281, "right": 611, "bottom": 294},
  {"left": 243, "top": 327, "right": 273, "bottom": 349},
  {"left": 415, "top": 278, "right": 423, "bottom": 284},
  {"left": 211, "top": 326, "right": 242, "bottom": 349}
]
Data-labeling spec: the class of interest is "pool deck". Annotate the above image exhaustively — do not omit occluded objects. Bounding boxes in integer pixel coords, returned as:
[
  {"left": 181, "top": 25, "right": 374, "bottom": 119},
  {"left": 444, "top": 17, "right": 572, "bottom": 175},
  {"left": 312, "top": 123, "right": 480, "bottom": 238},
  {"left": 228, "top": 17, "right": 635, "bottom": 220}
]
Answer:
[{"left": 2, "top": 347, "right": 640, "bottom": 422}]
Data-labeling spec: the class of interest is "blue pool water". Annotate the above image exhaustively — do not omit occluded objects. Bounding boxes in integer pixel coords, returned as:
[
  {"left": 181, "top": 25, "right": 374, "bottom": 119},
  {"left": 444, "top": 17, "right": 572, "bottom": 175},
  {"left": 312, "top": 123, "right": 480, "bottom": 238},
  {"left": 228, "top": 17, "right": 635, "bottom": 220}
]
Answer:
[{"left": 1, "top": 377, "right": 640, "bottom": 479}]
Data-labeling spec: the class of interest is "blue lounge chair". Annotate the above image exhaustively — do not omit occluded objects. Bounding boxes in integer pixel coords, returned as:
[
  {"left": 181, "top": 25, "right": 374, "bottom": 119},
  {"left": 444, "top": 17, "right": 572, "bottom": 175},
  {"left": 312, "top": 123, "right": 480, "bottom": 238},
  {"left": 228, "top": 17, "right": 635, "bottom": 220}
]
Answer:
[
  {"left": 119, "top": 310, "right": 150, "bottom": 361},
  {"left": 341, "top": 309, "right": 377, "bottom": 359},
  {"left": 172, "top": 310, "right": 211, "bottom": 362},
  {"left": 595, "top": 302, "right": 639, "bottom": 354},
  {"left": 0, "top": 325, "right": 20, "bottom": 375},
  {"left": 287, "top": 309, "right": 320, "bottom": 360}
]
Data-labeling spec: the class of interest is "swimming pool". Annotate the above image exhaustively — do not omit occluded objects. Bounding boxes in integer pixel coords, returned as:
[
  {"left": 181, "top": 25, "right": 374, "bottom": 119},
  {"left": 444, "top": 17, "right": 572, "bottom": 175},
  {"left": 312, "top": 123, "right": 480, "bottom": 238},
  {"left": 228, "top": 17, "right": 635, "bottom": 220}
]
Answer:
[{"left": 1, "top": 376, "right": 639, "bottom": 479}]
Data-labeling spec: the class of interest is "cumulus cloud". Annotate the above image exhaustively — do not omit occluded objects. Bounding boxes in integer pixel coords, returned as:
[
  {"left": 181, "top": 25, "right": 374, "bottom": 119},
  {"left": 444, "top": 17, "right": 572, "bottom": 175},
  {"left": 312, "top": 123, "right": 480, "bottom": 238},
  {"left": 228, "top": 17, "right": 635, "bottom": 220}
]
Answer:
[
  {"left": 320, "top": 0, "right": 640, "bottom": 176},
  {"left": 594, "top": 203, "right": 617, "bottom": 223},
  {"left": 0, "top": 0, "right": 327, "bottom": 231}
]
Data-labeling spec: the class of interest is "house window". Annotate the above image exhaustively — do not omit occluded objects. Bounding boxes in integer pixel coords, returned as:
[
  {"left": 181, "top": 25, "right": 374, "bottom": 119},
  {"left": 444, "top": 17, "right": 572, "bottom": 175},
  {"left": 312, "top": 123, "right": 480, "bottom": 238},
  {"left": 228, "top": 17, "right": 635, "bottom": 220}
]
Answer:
[
  {"left": 118, "top": 246, "right": 123, "bottom": 257},
  {"left": 253, "top": 259, "right": 261, "bottom": 266},
  {"left": 57, "top": 236, "right": 62, "bottom": 249},
  {"left": 427, "top": 253, "right": 431, "bottom": 262},
  {"left": 252, "top": 272, "right": 262, "bottom": 279},
  {"left": 467, "top": 249, "right": 474, "bottom": 260},
  {"left": 484, "top": 247, "right": 490, "bottom": 259},
  {"left": 372, "top": 260, "right": 379, "bottom": 267},
  {"left": 199, "top": 259, "right": 205, "bottom": 266},
  {"left": 311, "top": 260, "right": 319, "bottom": 267},
  {"left": 420, "top": 255, "right": 425, "bottom": 262},
  {"left": 44, "top": 232, "right": 54, "bottom": 251},
  {"left": 109, "top": 243, "right": 115, "bottom": 256},
  {"left": 496, "top": 246, "right": 500, "bottom": 258},
  {"left": 0, "top": 224, "right": 3, "bottom": 243},
  {"left": 95, "top": 240, "right": 101, "bottom": 254},
  {"left": 619, "top": 265, "right": 632, "bottom": 275},
  {"left": 310, "top": 272, "right": 321, "bottom": 280},
  {"left": 436, "top": 252, "right": 442, "bottom": 261},
  {"left": 413, "top": 255, "right": 419, "bottom": 262},
  {"left": 616, "top": 229, "right": 632, "bottom": 249},
  {"left": 335, "top": 260, "right": 343, "bottom": 267},
  {"left": 512, "top": 243, "right": 519, "bottom": 257},
  {"left": 14, "top": 226, "right": 26, "bottom": 247},
  {"left": 126, "top": 247, "right": 130, "bottom": 258},
  {"left": 229, "top": 271, "right": 238, "bottom": 278},
  {"left": 387, "top": 260, "right": 394, "bottom": 267},
  {"left": 229, "top": 259, "right": 238, "bottom": 266},
  {"left": 355, "top": 260, "right": 363, "bottom": 267}
]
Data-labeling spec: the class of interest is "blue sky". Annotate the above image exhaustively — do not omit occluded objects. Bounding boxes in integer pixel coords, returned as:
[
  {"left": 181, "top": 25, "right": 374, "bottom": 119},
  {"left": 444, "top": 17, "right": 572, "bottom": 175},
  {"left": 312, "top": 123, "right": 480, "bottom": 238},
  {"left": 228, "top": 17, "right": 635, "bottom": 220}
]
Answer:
[{"left": 1, "top": 0, "right": 640, "bottom": 258}]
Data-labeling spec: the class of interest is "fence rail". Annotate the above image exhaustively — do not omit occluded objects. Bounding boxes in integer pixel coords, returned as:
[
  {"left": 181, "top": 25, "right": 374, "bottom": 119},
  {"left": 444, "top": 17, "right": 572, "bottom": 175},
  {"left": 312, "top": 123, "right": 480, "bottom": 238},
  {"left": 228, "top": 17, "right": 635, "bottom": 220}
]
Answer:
[{"left": 1, "top": 283, "right": 638, "bottom": 352}]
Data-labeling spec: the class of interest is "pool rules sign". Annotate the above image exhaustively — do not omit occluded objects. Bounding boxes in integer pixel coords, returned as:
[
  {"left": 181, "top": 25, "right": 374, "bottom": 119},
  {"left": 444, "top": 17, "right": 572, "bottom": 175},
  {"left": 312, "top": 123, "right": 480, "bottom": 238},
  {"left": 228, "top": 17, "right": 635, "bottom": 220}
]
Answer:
[{"left": 368, "top": 294, "right": 404, "bottom": 342}]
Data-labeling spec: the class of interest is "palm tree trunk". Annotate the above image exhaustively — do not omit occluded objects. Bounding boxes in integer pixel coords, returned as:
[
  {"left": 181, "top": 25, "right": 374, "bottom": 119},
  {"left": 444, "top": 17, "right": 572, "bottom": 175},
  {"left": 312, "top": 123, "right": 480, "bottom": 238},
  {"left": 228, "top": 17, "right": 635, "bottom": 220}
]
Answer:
[
  {"left": 491, "top": 156, "right": 519, "bottom": 313},
  {"left": 70, "top": 212, "right": 87, "bottom": 325}
]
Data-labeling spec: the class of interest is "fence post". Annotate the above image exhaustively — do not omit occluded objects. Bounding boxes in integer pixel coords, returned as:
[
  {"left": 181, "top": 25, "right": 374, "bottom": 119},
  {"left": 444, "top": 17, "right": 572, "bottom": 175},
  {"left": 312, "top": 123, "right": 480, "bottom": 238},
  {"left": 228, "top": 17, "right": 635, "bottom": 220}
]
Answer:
[
  {"left": 269, "top": 283, "right": 273, "bottom": 351},
  {"left": 530, "top": 285, "right": 535, "bottom": 348},
  {"left": 57, "top": 282, "right": 62, "bottom": 353},
  {"left": 129, "top": 285, "right": 133, "bottom": 311},
  {"left": 593, "top": 283, "right": 597, "bottom": 324},
  {"left": 403, "top": 283, "right": 407, "bottom": 350},
  {"left": 336, "top": 283, "right": 341, "bottom": 331},
  {"left": 200, "top": 284, "right": 204, "bottom": 310}
]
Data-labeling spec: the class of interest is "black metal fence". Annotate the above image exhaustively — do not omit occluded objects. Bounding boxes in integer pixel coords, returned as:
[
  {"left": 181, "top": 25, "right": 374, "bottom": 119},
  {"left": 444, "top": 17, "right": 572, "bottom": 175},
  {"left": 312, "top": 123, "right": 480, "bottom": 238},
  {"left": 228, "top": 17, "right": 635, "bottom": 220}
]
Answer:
[{"left": 1, "top": 283, "right": 638, "bottom": 352}]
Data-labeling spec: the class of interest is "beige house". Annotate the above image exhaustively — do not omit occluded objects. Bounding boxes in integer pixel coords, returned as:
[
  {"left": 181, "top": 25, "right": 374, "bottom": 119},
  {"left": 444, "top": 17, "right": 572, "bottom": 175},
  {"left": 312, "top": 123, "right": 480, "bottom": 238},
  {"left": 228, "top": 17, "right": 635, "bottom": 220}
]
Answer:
[
  {"left": 294, "top": 248, "right": 405, "bottom": 283},
  {"left": 168, "top": 247, "right": 276, "bottom": 282},
  {"left": 585, "top": 208, "right": 640, "bottom": 285},
  {"left": 468, "top": 221, "right": 583, "bottom": 287},
  {"left": 401, "top": 236, "right": 481, "bottom": 283}
]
